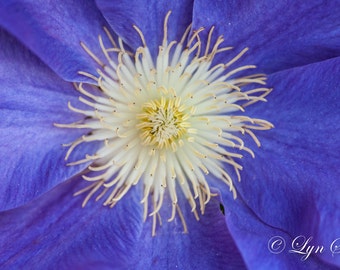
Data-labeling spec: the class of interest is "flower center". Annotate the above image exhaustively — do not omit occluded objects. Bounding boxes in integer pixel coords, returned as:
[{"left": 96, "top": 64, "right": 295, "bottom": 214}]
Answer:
[
  {"left": 137, "top": 97, "right": 190, "bottom": 149},
  {"left": 56, "top": 11, "right": 273, "bottom": 236}
]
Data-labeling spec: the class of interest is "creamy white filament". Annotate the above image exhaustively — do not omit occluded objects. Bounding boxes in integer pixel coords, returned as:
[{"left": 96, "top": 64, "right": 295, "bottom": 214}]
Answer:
[{"left": 56, "top": 11, "right": 273, "bottom": 236}]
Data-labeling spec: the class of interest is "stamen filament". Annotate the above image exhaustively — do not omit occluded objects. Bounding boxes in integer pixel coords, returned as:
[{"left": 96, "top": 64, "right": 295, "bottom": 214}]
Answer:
[{"left": 57, "top": 10, "right": 273, "bottom": 236}]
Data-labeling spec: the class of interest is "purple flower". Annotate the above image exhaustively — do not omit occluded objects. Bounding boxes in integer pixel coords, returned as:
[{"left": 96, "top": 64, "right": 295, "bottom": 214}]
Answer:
[{"left": 0, "top": 1, "right": 339, "bottom": 269}]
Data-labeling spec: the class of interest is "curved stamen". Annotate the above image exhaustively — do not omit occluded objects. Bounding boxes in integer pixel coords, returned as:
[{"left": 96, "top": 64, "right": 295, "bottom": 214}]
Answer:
[{"left": 56, "top": 10, "right": 273, "bottom": 236}]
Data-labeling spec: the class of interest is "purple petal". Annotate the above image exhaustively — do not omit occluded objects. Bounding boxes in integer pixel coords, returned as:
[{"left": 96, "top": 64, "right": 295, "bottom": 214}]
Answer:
[
  {"left": 217, "top": 57, "right": 340, "bottom": 268},
  {"left": 0, "top": 0, "right": 112, "bottom": 82},
  {"left": 0, "top": 29, "right": 97, "bottom": 210},
  {"left": 221, "top": 191, "right": 339, "bottom": 269},
  {"left": 0, "top": 176, "right": 143, "bottom": 269},
  {"left": 192, "top": 0, "right": 340, "bottom": 74},
  {"left": 132, "top": 193, "right": 246, "bottom": 269},
  {"left": 0, "top": 175, "right": 245, "bottom": 269},
  {"left": 95, "top": 0, "right": 194, "bottom": 54}
]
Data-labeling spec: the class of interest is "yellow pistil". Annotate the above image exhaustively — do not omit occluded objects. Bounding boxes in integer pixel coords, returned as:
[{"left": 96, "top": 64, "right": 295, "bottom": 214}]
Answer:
[{"left": 136, "top": 96, "right": 192, "bottom": 150}]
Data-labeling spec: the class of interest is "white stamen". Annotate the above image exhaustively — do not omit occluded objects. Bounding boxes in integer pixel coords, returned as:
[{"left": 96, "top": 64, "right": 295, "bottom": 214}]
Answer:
[{"left": 56, "top": 11, "right": 273, "bottom": 236}]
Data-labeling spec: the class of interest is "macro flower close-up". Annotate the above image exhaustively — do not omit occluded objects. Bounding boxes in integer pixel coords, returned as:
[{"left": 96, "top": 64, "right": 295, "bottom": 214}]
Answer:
[{"left": 0, "top": 0, "right": 339, "bottom": 269}]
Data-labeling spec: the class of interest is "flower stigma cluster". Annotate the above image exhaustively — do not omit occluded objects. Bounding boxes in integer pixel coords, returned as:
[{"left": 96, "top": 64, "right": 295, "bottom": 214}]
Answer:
[{"left": 56, "top": 11, "right": 273, "bottom": 235}]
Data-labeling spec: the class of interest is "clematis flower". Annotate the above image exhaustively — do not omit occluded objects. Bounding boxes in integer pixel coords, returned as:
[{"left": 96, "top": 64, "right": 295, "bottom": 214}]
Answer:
[{"left": 0, "top": 0, "right": 339, "bottom": 269}]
